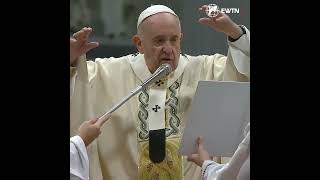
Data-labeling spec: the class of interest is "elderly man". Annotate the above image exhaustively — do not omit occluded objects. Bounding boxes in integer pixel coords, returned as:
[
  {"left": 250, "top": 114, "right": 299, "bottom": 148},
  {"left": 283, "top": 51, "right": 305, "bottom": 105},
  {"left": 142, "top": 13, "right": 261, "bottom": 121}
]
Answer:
[{"left": 70, "top": 4, "right": 249, "bottom": 180}]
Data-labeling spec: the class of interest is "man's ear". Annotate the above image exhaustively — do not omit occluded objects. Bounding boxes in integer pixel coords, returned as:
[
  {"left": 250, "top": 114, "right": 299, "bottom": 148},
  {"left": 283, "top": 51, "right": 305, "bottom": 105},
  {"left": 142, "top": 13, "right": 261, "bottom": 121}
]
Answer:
[
  {"left": 132, "top": 35, "right": 144, "bottom": 53},
  {"left": 179, "top": 33, "right": 183, "bottom": 54}
]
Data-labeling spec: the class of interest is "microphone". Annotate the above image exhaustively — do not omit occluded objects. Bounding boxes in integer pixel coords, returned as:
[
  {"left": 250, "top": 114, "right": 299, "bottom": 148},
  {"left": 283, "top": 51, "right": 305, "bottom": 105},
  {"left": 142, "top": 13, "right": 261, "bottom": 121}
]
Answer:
[
  {"left": 97, "top": 63, "right": 172, "bottom": 125},
  {"left": 141, "top": 63, "right": 172, "bottom": 88}
]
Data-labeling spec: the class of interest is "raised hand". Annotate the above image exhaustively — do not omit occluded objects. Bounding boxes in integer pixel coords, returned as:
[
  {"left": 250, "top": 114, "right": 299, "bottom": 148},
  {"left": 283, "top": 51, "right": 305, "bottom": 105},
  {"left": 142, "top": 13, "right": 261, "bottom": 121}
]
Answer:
[
  {"left": 198, "top": 5, "right": 243, "bottom": 39},
  {"left": 70, "top": 27, "right": 99, "bottom": 66}
]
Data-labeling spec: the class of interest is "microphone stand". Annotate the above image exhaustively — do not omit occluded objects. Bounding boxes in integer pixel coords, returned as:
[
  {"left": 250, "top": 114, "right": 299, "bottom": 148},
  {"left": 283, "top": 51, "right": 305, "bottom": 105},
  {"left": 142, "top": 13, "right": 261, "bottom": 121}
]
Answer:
[
  {"left": 98, "top": 85, "right": 143, "bottom": 122},
  {"left": 97, "top": 64, "right": 170, "bottom": 124}
]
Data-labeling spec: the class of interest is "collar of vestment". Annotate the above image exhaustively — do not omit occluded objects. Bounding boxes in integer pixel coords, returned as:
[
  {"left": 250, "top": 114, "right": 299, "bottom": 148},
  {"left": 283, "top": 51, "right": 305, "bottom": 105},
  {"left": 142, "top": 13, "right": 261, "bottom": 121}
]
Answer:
[
  {"left": 128, "top": 53, "right": 187, "bottom": 131},
  {"left": 129, "top": 53, "right": 188, "bottom": 89}
]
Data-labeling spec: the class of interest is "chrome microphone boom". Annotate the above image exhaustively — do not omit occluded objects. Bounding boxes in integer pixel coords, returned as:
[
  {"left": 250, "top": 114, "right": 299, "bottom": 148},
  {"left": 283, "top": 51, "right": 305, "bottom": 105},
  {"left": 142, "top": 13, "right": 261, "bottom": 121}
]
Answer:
[{"left": 98, "top": 63, "right": 172, "bottom": 124}]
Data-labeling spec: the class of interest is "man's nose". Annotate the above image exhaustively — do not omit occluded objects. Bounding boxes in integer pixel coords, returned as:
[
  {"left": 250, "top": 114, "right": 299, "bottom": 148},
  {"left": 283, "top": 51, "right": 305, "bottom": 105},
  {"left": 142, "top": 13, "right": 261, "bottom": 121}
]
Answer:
[{"left": 162, "top": 42, "right": 173, "bottom": 54}]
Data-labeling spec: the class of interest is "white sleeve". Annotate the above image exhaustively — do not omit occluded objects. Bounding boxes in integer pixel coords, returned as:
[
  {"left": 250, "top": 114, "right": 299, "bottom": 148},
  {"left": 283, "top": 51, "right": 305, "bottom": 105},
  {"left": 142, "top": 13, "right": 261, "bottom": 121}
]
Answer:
[
  {"left": 201, "top": 160, "right": 225, "bottom": 180},
  {"left": 70, "top": 70, "right": 76, "bottom": 99},
  {"left": 227, "top": 26, "right": 250, "bottom": 78},
  {"left": 70, "top": 136, "right": 89, "bottom": 180},
  {"left": 202, "top": 124, "right": 250, "bottom": 180},
  {"left": 203, "top": 130, "right": 250, "bottom": 180},
  {"left": 70, "top": 54, "right": 90, "bottom": 100},
  {"left": 70, "top": 174, "right": 83, "bottom": 180}
]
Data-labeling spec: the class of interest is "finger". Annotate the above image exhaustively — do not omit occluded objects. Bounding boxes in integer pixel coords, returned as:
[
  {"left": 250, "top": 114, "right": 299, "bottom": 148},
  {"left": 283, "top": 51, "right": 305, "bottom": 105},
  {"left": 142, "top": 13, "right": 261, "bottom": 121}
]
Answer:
[
  {"left": 198, "top": 5, "right": 208, "bottom": 12},
  {"left": 187, "top": 154, "right": 199, "bottom": 162},
  {"left": 95, "top": 113, "right": 112, "bottom": 128},
  {"left": 212, "top": 12, "right": 224, "bottom": 20},
  {"left": 73, "top": 27, "right": 89, "bottom": 36},
  {"left": 93, "top": 124, "right": 102, "bottom": 134},
  {"left": 197, "top": 136, "right": 205, "bottom": 150},
  {"left": 83, "top": 42, "right": 99, "bottom": 53},
  {"left": 72, "top": 28, "right": 85, "bottom": 40},
  {"left": 80, "top": 27, "right": 93, "bottom": 41},
  {"left": 199, "top": 18, "right": 216, "bottom": 26},
  {"left": 89, "top": 118, "right": 99, "bottom": 124},
  {"left": 75, "top": 42, "right": 99, "bottom": 58},
  {"left": 70, "top": 38, "right": 77, "bottom": 44},
  {"left": 73, "top": 27, "right": 92, "bottom": 41}
]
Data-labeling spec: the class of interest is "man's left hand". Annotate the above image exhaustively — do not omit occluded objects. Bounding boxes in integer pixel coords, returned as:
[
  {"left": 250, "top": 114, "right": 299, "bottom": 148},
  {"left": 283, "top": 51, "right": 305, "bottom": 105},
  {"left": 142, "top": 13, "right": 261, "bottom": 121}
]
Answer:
[{"left": 198, "top": 5, "right": 243, "bottom": 40}]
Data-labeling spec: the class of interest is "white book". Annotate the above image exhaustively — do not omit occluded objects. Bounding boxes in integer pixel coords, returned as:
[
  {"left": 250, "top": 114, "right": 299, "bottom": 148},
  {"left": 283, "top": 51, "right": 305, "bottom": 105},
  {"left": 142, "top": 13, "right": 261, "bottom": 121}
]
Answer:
[{"left": 179, "top": 80, "right": 250, "bottom": 157}]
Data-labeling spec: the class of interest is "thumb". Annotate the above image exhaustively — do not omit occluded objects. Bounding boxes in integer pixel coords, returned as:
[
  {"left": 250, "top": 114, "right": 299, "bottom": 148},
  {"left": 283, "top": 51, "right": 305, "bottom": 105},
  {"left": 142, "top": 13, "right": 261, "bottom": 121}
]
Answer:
[
  {"left": 83, "top": 42, "right": 99, "bottom": 53},
  {"left": 197, "top": 136, "right": 205, "bottom": 148},
  {"left": 95, "top": 113, "right": 112, "bottom": 128},
  {"left": 89, "top": 118, "right": 99, "bottom": 124},
  {"left": 197, "top": 136, "right": 207, "bottom": 155},
  {"left": 199, "top": 18, "right": 217, "bottom": 29},
  {"left": 199, "top": 18, "right": 212, "bottom": 26},
  {"left": 187, "top": 153, "right": 199, "bottom": 162}
]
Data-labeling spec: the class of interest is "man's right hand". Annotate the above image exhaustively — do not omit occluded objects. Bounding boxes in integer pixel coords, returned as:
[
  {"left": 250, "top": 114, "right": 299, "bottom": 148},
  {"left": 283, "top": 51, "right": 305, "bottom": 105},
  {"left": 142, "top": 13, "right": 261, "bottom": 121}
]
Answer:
[
  {"left": 70, "top": 27, "right": 99, "bottom": 66},
  {"left": 78, "top": 118, "right": 101, "bottom": 147},
  {"left": 78, "top": 114, "right": 112, "bottom": 147}
]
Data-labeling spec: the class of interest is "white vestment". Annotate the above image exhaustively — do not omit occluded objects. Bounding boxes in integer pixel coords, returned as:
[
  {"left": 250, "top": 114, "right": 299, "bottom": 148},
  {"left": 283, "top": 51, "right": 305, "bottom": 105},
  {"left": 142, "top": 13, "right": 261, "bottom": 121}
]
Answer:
[
  {"left": 70, "top": 136, "right": 89, "bottom": 180},
  {"left": 70, "top": 27, "right": 250, "bottom": 180},
  {"left": 202, "top": 123, "right": 250, "bottom": 180}
]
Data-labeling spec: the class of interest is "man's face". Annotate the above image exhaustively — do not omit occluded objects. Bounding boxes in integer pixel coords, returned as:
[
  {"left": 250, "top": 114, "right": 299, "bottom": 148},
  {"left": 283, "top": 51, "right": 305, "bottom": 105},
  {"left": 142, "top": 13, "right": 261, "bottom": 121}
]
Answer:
[{"left": 135, "top": 13, "right": 182, "bottom": 73}]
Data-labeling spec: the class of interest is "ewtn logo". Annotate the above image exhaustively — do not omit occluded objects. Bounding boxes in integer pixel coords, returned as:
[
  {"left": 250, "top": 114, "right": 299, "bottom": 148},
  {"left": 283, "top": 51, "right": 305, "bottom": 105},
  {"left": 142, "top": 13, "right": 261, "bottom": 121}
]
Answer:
[
  {"left": 221, "top": 8, "right": 240, "bottom": 14},
  {"left": 206, "top": 4, "right": 240, "bottom": 17}
]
